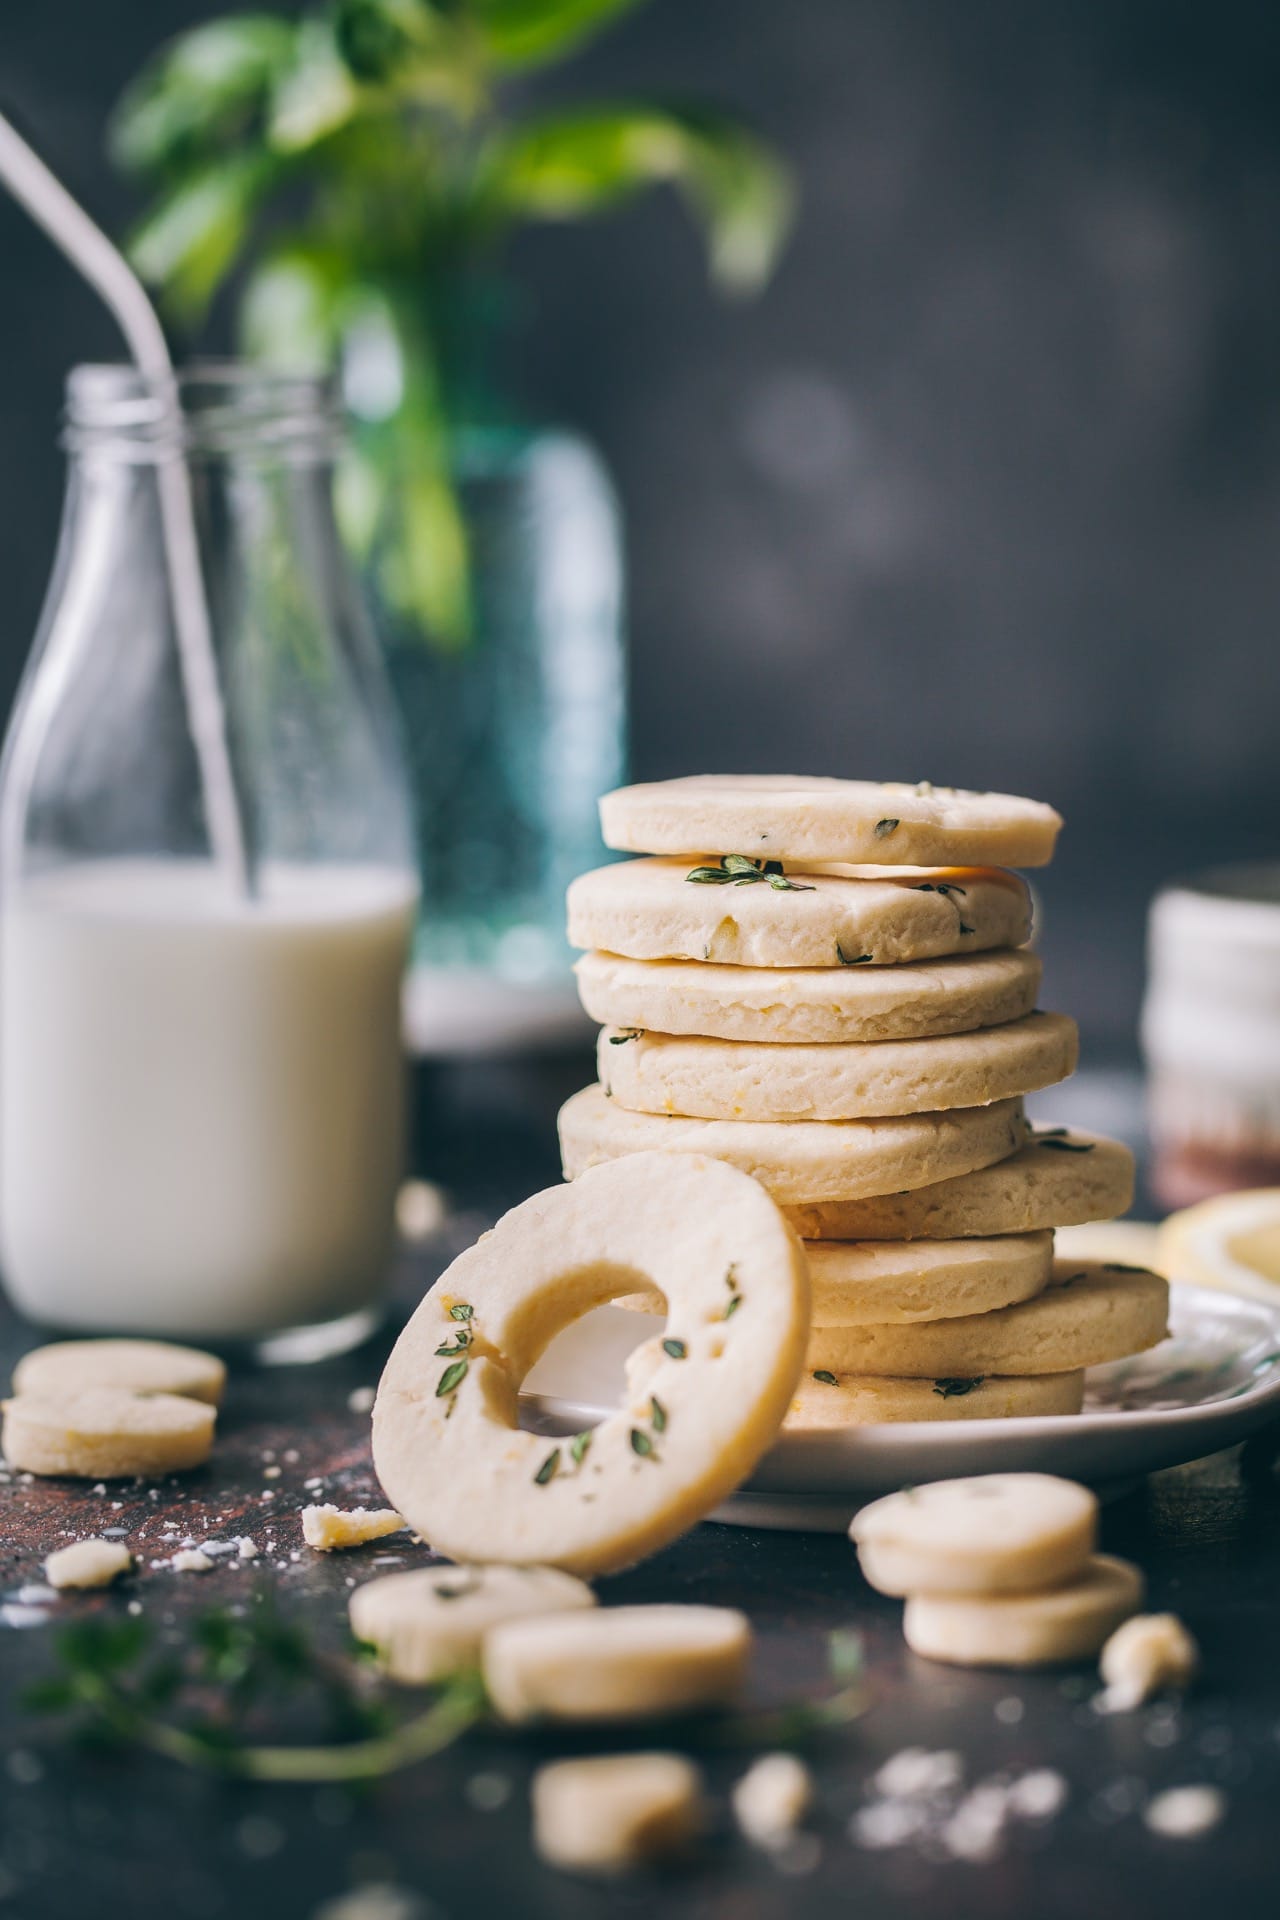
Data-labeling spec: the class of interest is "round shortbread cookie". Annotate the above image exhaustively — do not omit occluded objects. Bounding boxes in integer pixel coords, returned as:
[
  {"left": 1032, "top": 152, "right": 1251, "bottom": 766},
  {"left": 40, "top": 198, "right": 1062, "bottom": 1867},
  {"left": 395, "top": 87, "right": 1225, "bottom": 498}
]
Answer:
[
  {"left": 350, "top": 1564, "right": 596, "bottom": 1684},
  {"left": 12, "top": 1338, "right": 226, "bottom": 1407},
  {"left": 599, "top": 776, "right": 1062, "bottom": 869},
  {"left": 786, "top": 1128, "right": 1135, "bottom": 1240},
  {"left": 559, "top": 1085, "right": 1028, "bottom": 1205},
  {"left": 850, "top": 1473, "right": 1098, "bottom": 1596},
  {"left": 786, "top": 1371, "right": 1084, "bottom": 1428},
  {"left": 903, "top": 1554, "right": 1144, "bottom": 1667},
  {"left": 568, "top": 858, "right": 1032, "bottom": 970},
  {"left": 532, "top": 1753, "right": 705, "bottom": 1873},
  {"left": 577, "top": 948, "right": 1042, "bottom": 1045},
  {"left": 2, "top": 1387, "right": 216, "bottom": 1478},
  {"left": 372, "top": 1154, "right": 809, "bottom": 1576},
  {"left": 806, "top": 1259, "right": 1168, "bottom": 1377},
  {"left": 483, "top": 1604, "right": 751, "bottom": 1724},
  {"left": 597, "top": 1013, "right": 1077, "bottom": 1123},
  {"left": 620, "top": 1231, "right": 1053, "bottom": 1323}
]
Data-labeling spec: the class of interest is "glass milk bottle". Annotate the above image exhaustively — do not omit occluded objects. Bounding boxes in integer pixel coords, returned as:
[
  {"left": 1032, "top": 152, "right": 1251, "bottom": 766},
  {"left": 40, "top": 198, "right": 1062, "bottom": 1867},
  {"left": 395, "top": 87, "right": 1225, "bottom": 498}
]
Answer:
[{"left": 0, "top": 365, "right": 417, "bottom": 1357}]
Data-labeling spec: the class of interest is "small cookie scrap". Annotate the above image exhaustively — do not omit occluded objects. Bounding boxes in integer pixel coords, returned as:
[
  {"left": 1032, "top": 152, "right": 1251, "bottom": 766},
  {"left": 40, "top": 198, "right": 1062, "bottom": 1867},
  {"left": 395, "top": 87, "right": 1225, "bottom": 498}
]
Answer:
[
  {"left": 731, "top": 1753, "right": 813, "bottom": 1849},
  {"left": 1098, "top": 1613, "right": 1199, "bottom": 1711},
  {"left": 350, "top": 1564, "right": 595, "bottom": 1684},
  {"left": 532, "top": 1753, "right": 705, "bottom": 1875},
  {"left": 483, "top": 1604, "right": 752, "bottom": 1725},
  {"left": 44, "top": 1539, "right": 133, "bottom": 1591},
  {"left": 13, "top": 1338, "right": 225, "bottom": 1407},
  {"left": 903, "top": 1555, "right": 1144, "bottom": 1667},
  {"left": 852, "top": 1475, "right": 1098, "bottom": 1597},
  {"left": 301, "top": 1505, "right": 406, "bottom": 1551},
  {"left": 2, "top": 1388, "right": 216, "bottom": 1479}
]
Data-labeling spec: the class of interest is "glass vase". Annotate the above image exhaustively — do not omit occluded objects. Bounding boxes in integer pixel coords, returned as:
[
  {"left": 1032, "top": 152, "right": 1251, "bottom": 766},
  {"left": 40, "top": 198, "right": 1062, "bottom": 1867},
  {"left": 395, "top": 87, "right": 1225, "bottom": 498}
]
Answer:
[{"left": 382, "top": 425, "right": 626, "bottom": 1054}]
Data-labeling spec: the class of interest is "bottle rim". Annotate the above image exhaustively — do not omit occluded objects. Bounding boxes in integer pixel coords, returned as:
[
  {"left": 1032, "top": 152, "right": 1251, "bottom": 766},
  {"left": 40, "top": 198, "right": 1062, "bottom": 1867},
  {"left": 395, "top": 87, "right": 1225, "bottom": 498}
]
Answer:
[{"left": 63, "top": 360, "right": 345, "bottom": 461}]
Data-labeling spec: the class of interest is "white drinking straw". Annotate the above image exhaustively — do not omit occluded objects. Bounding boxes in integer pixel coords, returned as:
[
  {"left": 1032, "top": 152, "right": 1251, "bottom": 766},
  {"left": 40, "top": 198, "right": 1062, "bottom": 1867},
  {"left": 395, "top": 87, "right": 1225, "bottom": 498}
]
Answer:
[{"left": 0, "top": 110, "right": 250, "bottom": 894}]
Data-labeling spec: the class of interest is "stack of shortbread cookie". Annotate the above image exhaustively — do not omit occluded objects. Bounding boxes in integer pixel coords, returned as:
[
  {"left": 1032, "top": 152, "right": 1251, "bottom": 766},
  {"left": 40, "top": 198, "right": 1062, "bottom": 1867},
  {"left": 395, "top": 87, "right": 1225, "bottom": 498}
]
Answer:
[{"left": 559, "top": 776, "right": 1169, "bottom": 1428}]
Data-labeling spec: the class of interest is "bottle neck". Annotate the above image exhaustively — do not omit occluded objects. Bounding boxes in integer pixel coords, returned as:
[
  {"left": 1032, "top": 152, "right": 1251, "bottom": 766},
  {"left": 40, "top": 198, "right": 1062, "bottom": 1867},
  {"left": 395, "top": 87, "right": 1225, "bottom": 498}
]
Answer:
[{"left": 63, "top": 362, "right": 346, "bottom": 468}]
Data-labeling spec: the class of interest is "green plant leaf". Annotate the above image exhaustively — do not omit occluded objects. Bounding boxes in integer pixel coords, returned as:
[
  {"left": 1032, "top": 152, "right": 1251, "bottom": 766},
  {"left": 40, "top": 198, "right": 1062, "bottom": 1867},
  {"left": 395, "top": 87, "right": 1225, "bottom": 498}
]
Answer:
[
  {"left": 128, "top": 153, "right": 276, "bottom": 321},
  {"left": 475, "top": 0, "right": 644, "bottom": 70},
  {"left": 268, "top": 17, "right": 362, "bottom": 152},
  {"left": 239, "top": 249, "right": 346, "bottom": 368},
  {"left": 483, "top": 103, "right": 794, "bottom": 292},
  {"left": 110, "top": 17, "right": 297, "bottom": 176}
]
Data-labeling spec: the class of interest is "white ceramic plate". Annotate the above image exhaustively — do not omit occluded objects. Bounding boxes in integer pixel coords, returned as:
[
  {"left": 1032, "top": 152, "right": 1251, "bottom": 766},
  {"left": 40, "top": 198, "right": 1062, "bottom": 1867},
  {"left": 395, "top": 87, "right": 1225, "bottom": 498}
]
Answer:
[{"left": 520, "top": 1284, "right": 1280, "bottom": 1530}]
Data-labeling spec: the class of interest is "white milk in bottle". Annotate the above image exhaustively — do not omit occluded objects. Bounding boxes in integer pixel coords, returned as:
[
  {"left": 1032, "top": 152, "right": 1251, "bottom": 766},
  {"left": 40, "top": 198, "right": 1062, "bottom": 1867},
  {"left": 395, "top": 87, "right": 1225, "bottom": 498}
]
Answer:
[{"left": 0, "top": 861, "right": 417, "bottom": 1339}]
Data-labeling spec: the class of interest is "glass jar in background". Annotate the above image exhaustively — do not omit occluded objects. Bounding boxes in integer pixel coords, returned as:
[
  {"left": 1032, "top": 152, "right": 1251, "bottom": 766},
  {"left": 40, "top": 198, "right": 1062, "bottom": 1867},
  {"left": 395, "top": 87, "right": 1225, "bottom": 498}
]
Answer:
[
  {"left": 0, "top": 364, "right": 417, "bottom": 1357},
  {"left": 1142, "top": 867, "right": 1280, "bottom": 1208},
  {"left": 384, "top": 426, "right": 625, "bottom": 1056}
]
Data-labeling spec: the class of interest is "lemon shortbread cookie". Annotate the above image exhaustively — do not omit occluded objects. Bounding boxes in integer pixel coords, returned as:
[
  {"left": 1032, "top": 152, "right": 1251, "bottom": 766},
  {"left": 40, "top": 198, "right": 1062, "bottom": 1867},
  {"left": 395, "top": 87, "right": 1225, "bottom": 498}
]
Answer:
[
  {"left": 559, "top": 1086, "right": 1027, "bottom": 1205},
  {"left": 903, "top": 1555, "right": 1144, "bottom": 1668},
  {"left": 577, "top": 947, "right": 1041, "bottom": 1046},
  {"left": 372, "top": 1155, "right": 809, "bottom": 1576},
  {"left": 532, "top": 1753, "right": 705, "bottom": 1873},
  {"left": 483, "top": 1604, "right": 751, "bottom": 1724},
  {"left": 350, "top": 1564, "right": 596, "bottom": 1683},
  {"left": 788, "top": 1370, "right": 1085, "bottom": 1428},
  {"left": 568, "top": 858, "right": 1032, "bottom": 969},
  {"left": 850, "top": 1474, "right": 1098, "bottom": 1596},
  {"left": 13, "top": 1338, "right": 226, "bottom": 1407},
  {"left": 622, "top": 1231, "right": 1053, "bottom": 1323},
  {"left": 600, "top": 776, "right": 1063, "bottom": 869},
  {"left": 807, "top": 1259, "right": 1168, "bottom": 1377},
  {"left": 598, "top": 1013, "right": 1077, "bottom": 1123},
  {"left": 2, "top": 1387, "right": 216, "bottom": 1478},
  {"left": 786, "top": 1129, "right": 1134, "bottom": 1240}
]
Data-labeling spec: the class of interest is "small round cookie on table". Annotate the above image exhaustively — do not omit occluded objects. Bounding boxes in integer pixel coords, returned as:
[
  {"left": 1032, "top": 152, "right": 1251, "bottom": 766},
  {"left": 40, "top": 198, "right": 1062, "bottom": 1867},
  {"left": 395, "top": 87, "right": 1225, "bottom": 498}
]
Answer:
[{"left": 560, "top": 775, "right": 1166, "bottom": 1433}]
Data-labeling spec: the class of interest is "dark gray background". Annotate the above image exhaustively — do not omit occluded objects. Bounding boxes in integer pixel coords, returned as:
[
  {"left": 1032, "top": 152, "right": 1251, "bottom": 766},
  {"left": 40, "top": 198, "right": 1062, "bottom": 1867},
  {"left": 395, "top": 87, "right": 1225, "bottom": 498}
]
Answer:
[{"left": 3, "top": 0, "right": 1279, "bottom": 1053}]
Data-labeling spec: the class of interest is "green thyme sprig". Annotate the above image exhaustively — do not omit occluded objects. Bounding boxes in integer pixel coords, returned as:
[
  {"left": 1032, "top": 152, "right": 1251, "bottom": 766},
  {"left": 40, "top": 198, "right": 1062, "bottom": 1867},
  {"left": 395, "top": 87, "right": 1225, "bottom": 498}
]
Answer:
[
  {"left": 29, "top": 1611, "right": 865, "bottom": 1779},
  {"left": 25, "top": 1604, "right": 487, "bottom": 1783},
  {"left": 1033, "top": 1129, "right": 1094, "bottom": 1154},
  {"left": 685, "top": 855, "right": 815, "bottom": 891}
]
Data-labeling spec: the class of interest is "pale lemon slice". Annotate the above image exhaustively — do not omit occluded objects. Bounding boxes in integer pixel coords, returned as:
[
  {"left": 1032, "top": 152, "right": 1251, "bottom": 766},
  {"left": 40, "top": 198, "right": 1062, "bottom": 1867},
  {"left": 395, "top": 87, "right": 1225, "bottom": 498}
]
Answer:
[{"left": 1157, "top": 1188, "right": 1280, "bottom": 1305}]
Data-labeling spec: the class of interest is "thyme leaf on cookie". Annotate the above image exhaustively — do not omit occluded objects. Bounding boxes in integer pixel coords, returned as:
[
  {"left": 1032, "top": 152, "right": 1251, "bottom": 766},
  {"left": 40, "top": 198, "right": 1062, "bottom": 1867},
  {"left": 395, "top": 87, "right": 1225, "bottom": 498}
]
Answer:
[
  {"left": 436, "top": 1359, "right": 469, "bottom": 1398},
  {"left": 650, "top": 1396, "right": 668, "bottom": 1434},
  {"left": 836, "top": 942, "right": 873, "bottom": 965},
  {"left": 1034, "top": 1129, "right": 1094, "bottom": 1153},
  {"left": 662, "top": 1338, "right": 687, "bottom": 1359},
  {"left": 933, "top": 1377, "right": 984, "bottom": 1398},
  {"left": 630, "top": 1428, "right": 657, "bottom": 1460},
  {"left": 812, "top": 1370, "right": 838, "bottom": 1386},
  {"left": 433, "top": 1334, "right": 470, "bottom": 1357},
  {"left": 608, "top": 1029, "right": 644, "bottom": 1045},
  {"left": 569, "top": 1430, "right": 593, "bottom": 1466},
  {"left": 874, "top": 818, "right": 899, "bottom": 838},
  {"left": 448, "top": 1304, "right": 474, "bottom": 1322},
  {"left": 685, "top": 856, "right": 814, "bottom": 891},
  {"left": 533, "top": 1448, "right": 561, "bottom": 1486}
]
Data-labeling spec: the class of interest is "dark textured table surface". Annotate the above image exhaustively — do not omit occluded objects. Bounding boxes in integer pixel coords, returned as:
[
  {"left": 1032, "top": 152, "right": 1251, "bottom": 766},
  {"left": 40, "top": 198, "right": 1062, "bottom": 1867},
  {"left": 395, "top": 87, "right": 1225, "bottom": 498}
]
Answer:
[{"left": 2, "top": 1062, "right": 1279, "bottom": 1920}]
